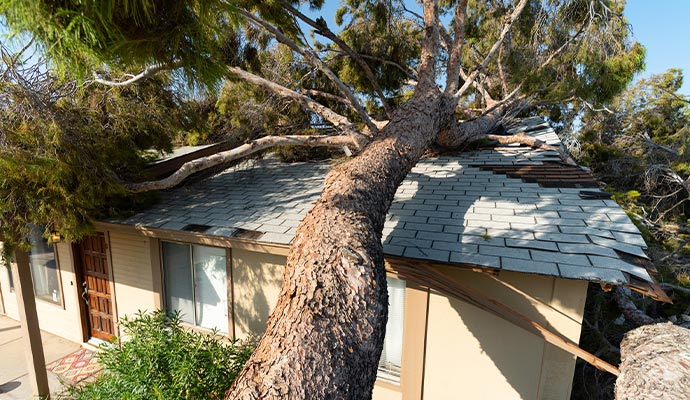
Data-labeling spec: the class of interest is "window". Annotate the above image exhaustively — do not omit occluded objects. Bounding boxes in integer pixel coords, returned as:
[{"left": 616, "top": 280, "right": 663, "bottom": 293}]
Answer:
[
  {"left": 162, "top": 241, "right": 228, "bottom": 333},
  {"left": 27, "top": 225, "right": 61, "bottom": 304},
  {"left": 7, "top": 266, "right": 13, "bottom": 291},
  {"left": 378, "top": 277, "right": 406, "bottom": 382}
]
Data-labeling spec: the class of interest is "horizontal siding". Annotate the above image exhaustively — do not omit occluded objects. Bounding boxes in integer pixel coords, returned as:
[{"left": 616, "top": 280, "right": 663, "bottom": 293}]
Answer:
[{"left": 109, "top": 230, "right": 157, "bottom": 322}]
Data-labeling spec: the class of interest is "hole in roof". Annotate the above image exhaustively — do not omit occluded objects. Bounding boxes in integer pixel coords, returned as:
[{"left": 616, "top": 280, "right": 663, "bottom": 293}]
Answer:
[
  {"left": 231, "top": 228, "right": 263, "bottom": 240},
  {"left": 181, "top": 224, "right": 211, "bottom": 233},
  {"left": 614, "top": 250, "right": 655, "bottom": 273}
]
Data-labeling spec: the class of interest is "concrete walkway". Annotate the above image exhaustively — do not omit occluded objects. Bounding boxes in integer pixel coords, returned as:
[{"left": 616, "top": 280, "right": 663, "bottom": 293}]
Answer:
[{"left": 0, "top": 315, "right": 82, "bottom": 399}]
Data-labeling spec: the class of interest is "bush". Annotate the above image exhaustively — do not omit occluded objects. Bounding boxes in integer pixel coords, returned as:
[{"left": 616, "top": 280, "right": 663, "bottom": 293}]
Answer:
[{"left": 59, "top": 310, "right": 254, "bottom": 400}]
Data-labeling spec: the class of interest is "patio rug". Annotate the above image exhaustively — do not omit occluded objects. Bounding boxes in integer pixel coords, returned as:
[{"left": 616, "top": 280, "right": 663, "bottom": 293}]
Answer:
[{"left": 48, "top": 348, "right": 103, "bottom": 383}]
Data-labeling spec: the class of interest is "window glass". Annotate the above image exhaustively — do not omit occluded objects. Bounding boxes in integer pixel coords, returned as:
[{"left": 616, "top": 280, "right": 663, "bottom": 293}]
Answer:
[
  {"left": 378, "top": 277, "right": 406, "bottom": 382},
  {"left": 163, "top": 242, "right": 194, "bottom": 325},
  {"left": 27, "top": 225, "right": 61, "bottom": 304},
  {"left": 162, "top": 242, "right": 228, "bottom": 333},
  {"left": 192, "top": 245, "right": 228, "bottom": 332}
]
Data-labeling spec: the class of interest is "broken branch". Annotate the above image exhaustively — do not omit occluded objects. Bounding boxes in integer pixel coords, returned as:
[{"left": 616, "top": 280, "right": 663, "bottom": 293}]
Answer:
[{"left": 481, "top": 133, "right": 577, "bottom": 165}]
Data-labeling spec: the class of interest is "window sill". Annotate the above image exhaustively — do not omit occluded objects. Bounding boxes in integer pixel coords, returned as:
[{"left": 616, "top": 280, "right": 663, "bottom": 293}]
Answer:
[
  {"left": 34, "top": 296, "right": 64, "bottom": 309},
  {"left": 375, "top": 374, "right": 402, "bottom": 392},
  {"left": 178, "top": 321, "right": 231, "bottom": 339}
]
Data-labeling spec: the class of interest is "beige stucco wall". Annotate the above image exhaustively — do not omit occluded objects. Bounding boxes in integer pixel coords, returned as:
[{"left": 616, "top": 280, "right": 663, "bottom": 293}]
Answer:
[
  {"left": 0, "top": 242, "right": 84, "bottom": 343},
  {"left": 108, "top": 230, "right": 157, "bottom": 324},
  {"left": 231, "top": 249, "right": 285, "bottom": 339},
  {"left": 422, "top": 268, "right": 588, "bottom": 400}
]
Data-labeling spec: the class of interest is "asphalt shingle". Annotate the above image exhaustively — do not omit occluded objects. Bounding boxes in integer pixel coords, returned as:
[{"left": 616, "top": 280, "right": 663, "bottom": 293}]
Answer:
[{"left": 115, "top": 119, "right": 653, "bottom": 286}]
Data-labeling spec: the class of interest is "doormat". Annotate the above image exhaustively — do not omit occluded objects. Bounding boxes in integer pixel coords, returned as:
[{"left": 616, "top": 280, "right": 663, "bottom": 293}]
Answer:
[{"left": 48, "top": 348, "right": 103, "bottom": 383}]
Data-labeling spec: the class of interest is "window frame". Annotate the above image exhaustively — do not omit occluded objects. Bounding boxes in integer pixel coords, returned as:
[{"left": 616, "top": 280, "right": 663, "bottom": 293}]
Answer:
[
  {"left": 374, "top": 274, "right": 430, "bottom": 399},
  {"left": 377, "top": 276, "right": 406, "bottom": 383},
  {"left": 160, "top": 240, "right": 232, "bottom": 334},
  {"left": 26, "top": 226, "right": 64, "bottom": 307}
]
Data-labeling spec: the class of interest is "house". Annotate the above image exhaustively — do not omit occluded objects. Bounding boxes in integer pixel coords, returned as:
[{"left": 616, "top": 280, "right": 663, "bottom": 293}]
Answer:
[{"left": 0, "top": 118, "right": 664, "bottom": 399}]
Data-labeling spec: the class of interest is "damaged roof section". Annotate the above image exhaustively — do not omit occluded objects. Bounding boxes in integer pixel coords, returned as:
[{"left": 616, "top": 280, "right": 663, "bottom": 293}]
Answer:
[
  {"left": 383, "top": 118, "right": 657, "bottom": 290},
  {"left": 115, "top": 117, "right": 661, "bottom": 297}
]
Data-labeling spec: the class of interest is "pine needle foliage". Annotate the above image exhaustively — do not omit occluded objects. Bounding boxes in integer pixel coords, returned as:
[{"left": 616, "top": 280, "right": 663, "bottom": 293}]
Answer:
[
  {"left": 0, "top": 53, "right": 180, "bottom": 246},
  {"left": 0, "top": 0, "right": 317, "bottom": 90}
]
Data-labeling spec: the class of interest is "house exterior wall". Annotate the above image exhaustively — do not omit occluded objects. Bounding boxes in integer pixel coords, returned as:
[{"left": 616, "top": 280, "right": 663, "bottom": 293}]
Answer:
[
  {"left": 0, "top": 228, "right": 589, "bottom": 399},
  {"left": 0, "top": 242, "right": 84, "bottom": 343},
  {"left": 108, "top": 230, "right": 157, "bottom": 323},
  {"left": 422, "top": 268, "right": 588, "bottom": 400},
  {"left": 231, "top": 249, "right": 286, "bottom": 340}
]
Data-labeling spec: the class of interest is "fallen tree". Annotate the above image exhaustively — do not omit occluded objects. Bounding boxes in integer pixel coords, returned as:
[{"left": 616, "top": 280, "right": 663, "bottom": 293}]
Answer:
[
  {"left": 615, "top": 323, "right": 690, "bottom": 400},
  {"left": 0, "top": 1, "right": 668, "bottom": 398}
]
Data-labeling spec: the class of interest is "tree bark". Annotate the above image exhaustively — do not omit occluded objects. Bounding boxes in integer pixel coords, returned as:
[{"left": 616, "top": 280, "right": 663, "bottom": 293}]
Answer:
[
  {"left": 124, "top": 135, "right": 361, "bottom": 193},
  {"left": 615, "top": 323, "right": 690, "bottom": 400},
  {"left": 226, "top": 86, "right": 448, "bottom": 399},
  {"left": 436, "top": 102, "right": 511, "bottom": 148},
  {"left": 613, "top": 286, "right": 660, "bottom": 326}
]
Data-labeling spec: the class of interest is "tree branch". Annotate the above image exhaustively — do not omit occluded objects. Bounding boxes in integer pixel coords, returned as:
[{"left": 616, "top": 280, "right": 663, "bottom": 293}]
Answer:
[
  {"left": 228, "top": 66, "right": 365, "bottom": 139},
  {"left": 459, "top": 67, "right": 495, "bottom": 106},
  {"left": 90, "top": 63, "right": 179, "bottom": 87},
  {"left": 497, "top": 48, "right": 509, "bottom": 97},
  {"left": 322, "top": 49, "right": 418, "bottom": 82},
  {"left": 418, "top": 0, "right": 441, "bottom": 89},
  {"left": 659, "top": 282, "right": 690, "bottom": 295},
  {"left": 236, "top": 9, "right": 380, "bottom": 136},
  {"left": 302, "top": 89, "right": 352, "bottom": 106},
  {"left": 454, "top": 0, "right": 529, "bottom": 97},
  {"left": 279, "top": 1, "right": 393, "bottom": 118},
  {"left": 477, "top": 132, "right": 577, "bottom": 165},
  {"left": 124, "top": 135, "right": 362, "bottom": 193},
  {"left": 613, "top": 286, "right": 660, "bottom": 326},
  {"left": 445, "top": 0, "right": 469, "bottom": 94}
]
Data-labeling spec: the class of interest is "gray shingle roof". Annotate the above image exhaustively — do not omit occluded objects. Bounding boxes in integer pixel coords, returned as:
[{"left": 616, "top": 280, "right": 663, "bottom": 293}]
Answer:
[{"left": 115, "top": 118, "right": 653, "bottom": 285}]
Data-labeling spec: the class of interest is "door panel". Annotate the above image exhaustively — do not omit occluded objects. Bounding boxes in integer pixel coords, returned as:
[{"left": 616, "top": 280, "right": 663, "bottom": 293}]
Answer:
[{"left": 77, "top": 233, "right": 115, "bottom": 341}]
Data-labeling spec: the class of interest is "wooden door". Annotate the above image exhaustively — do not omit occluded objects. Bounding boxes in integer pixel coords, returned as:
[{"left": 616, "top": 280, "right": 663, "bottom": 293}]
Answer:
[{"left": 77, "top": 233, "right": 115, "bottom": 341}]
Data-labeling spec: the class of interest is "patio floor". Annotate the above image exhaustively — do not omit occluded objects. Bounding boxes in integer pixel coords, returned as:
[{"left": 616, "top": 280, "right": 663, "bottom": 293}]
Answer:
[{"left": 0, "top": 315, "right": 82, "bottom": 399}]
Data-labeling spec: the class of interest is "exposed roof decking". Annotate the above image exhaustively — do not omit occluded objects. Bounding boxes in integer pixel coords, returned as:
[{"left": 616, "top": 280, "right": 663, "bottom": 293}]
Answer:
[{"left": 117, "top": 120, "right": 652, "bottom": 285}]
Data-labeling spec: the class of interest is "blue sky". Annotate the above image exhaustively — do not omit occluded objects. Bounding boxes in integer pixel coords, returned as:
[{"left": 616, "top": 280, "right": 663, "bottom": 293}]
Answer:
[{"left": 624, "top": 1, "right": 690, "bottom": 94}]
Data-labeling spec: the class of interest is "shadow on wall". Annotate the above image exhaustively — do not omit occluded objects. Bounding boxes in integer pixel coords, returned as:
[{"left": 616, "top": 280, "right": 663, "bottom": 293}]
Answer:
[
  {"left": 385, "top": 154, "right": 579, "bottom": 399},
  {"left": 231, "top": 250, "right": 286, "bottom": 338}
]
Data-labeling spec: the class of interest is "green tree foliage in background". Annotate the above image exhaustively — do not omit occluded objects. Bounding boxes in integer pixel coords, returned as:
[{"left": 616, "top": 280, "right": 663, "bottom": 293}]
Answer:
[
  {"left": 579, "top": 68, "right": 690, "bottom": 243},
  {"left": 59, "top": 310, "right": 254, "bottom": 400},
  {"left": 571, "top": 68, "right": 690, "bottom": 400}
]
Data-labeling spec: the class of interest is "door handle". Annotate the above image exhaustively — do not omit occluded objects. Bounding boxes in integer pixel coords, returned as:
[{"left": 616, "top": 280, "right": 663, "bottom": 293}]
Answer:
[{"left": 81, "top": 281, "right": 89, "bottom": 305}]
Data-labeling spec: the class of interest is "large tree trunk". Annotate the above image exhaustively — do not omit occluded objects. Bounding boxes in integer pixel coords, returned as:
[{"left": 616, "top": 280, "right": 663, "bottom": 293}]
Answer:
[
  {"left": 227, "top": 86, "right": 451, "bottom": 399},
  {"left": 615, "top": 323, "right": 690, "bottom": 400}
]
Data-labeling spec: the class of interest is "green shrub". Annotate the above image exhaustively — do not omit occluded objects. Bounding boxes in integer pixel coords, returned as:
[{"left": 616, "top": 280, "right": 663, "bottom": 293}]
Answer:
[{"left": 59, "top": 310, "right": 254, "bottom": 400}]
